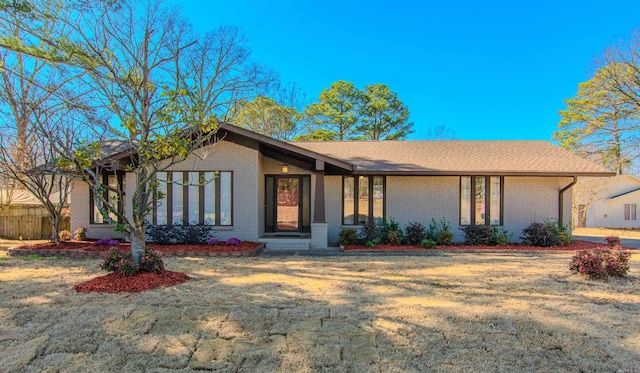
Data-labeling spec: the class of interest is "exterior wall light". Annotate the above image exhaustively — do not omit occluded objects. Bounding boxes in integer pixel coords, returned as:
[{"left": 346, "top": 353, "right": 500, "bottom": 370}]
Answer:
[{"left": 282, "top": 164, "right": 289, "bottom": 174}]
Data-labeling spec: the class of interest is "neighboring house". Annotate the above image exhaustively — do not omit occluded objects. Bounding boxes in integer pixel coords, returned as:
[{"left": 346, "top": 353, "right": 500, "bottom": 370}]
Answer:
[
  {"left": 574, "top": 175, "right": 640, "bottom": 228},
  {"left": 69, "top": 124, "right": 613, "bottom": 248}
]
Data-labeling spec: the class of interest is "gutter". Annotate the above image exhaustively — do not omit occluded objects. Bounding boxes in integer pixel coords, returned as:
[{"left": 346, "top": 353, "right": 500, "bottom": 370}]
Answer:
[{"left": 559, "top": 176, "right": 577, "bottom": 226}]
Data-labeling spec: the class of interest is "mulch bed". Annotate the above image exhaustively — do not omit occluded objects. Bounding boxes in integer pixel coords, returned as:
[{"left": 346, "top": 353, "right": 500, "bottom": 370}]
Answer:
[
  {"left": 73, "top": 270, "right": 191, "bottom": 293},
  {"left": 9, "top": 240, "right": 264, "bottom": 258},
  {"left": 344, "top": 240, "right": 630, "bottom": 252}
]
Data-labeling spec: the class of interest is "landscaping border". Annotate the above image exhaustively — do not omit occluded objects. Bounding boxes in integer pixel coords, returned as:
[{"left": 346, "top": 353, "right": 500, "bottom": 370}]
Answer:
[{"left": 7, "top": 244, "right": 265, "bottom": 258}]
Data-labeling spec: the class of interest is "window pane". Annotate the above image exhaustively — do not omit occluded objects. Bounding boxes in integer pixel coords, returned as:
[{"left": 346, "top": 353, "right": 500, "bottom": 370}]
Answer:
[
  {"left": 107, "top": 174, "right": 118, "bottom": 222},
  {"left": 172, "top": 172, "right": 183, "bottom": 225},
  {"left": 156, "top": 172, "right": 167, "bottom": 224},
  {"left": 632, "top": 204, "right": 637, "bottom": 220},
  {"left": 490, "top": 177, "right": 501, "bottom": 225},
  {"left": 203, "top": 172, "right": 215, "bottom": 225},
  {"left": 343, "top": 177, "right": 354, "bottom": 225},
  {"left": 358, "top": 176, "right": 369, "bottom": 224},
  {"left": 475, "top": 176, "right": 486, "bottom": 225},
  {"left": 93, "top": 188, "right": 104, "bottom": 224},
  {"left": 188, "top": 172, "right": 199, "bottom": 224},
  {"left": 373, "top": 176, "right": 384, "bottom": 225},
  {"left": 625, "top": 204, "right": 630, "bottom": 220},
  {"left": 460, "top": 177, "right": 471, "bottom": 225},
  {"left": 220, "top": 172, "right": 232, "bottom": 225}
]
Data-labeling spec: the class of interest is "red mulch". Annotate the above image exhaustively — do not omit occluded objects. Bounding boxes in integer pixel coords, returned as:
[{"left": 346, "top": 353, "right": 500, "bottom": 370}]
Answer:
[
  {"left": 344, "top": 240, "right": 624, "bottom": 251},
  {"left": 17, "top": 240, "right": 262, "bottom": 252},
  {"left": 73, "top": 270, "right": 191, "bottom": 293}
]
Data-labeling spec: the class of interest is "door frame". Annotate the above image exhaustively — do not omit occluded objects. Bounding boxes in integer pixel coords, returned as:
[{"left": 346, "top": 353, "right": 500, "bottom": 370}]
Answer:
[{"left": 265, "top": 174, "right": 311, "bottom": 233}]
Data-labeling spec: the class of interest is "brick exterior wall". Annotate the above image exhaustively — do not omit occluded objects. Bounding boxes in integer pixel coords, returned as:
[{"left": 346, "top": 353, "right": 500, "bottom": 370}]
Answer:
[{"left": 324, "top": 175, "right": 574, "bottom": 244}]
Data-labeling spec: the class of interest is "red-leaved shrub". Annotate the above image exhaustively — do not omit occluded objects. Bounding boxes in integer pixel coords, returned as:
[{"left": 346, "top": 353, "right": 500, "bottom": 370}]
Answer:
[{"left": 569, "top": 247, "right": 631, "bottom": 280}]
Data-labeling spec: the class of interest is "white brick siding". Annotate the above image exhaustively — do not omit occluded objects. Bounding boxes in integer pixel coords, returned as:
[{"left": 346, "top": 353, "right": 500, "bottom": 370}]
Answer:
[{"left": 324, "top": 175, "right": 574, "bottom": 244}]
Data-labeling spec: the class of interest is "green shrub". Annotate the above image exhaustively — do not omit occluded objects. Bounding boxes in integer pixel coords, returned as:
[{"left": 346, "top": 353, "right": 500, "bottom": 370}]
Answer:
[
  {"left": 420, "top": 239, "right": 437, "bottom": 249},
  {"left": 365, "top": 238, "right": 381, "bottom": 248},
  {"left": 145, "top": 222, "right": 213, "bottom": 244},
  {"left": 428, "top": 218, "right": 453, "bottom": 245},
  {"left": 338, "top": 229, "right": 358, "bottom": 246},
  {"left": 521, "top": 220, "right": 571, "bottom": 247},
  {"left": 569, "top": 248, "right": 631, "bottom": 279},
  {"left": 380, "top": 218, "right": 403, "bottom": 244},
  {"left": 405, "top": 222, "right": 427, "bottom": 245},
  {"left": 139, "top": 248, "right": 165, "bottom": 274},
  {"left": 496, "top": 230, "right": 509, "bottom": 246},
  {"left": 182, "top": 222, "right": 214, "bottom": 244},
  {"left": 461, "top": 225, "right": 497, "bottom": 245}
]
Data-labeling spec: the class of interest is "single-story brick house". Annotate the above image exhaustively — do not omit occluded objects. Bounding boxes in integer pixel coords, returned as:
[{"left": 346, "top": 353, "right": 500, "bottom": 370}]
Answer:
[{"left": 69, "top": 123, "right": 614, "bottom": 249}]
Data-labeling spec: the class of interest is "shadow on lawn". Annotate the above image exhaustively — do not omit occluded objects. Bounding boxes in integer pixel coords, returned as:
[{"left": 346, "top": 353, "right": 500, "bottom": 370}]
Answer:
[{"left": 1, "top": 255, "right": 639, "bottom": 371}]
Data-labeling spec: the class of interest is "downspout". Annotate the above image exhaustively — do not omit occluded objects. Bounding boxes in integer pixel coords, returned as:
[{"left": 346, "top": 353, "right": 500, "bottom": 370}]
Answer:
[{"left": 559, "top": 176, "right": 577, "bottom": 226}]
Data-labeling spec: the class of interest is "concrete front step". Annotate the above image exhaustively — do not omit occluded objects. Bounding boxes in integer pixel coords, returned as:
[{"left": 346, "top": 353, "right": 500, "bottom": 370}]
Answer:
[{"left": 258, "top": 237, "right": 311, "bottom": 250}]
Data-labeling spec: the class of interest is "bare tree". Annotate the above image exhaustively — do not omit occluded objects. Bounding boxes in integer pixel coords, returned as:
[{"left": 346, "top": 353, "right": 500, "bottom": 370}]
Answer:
[
  {"left": 0, "top": 0, "right": 89, "bottom": 240},
  {"left": 572, "top": 177, "right": 609, "bottom": 228}
]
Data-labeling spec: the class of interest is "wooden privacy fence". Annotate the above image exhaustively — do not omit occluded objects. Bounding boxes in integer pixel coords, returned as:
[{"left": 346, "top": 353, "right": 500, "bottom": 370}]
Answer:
[{"left": 0, "top": 205, "right": 70, "bottom": 240}]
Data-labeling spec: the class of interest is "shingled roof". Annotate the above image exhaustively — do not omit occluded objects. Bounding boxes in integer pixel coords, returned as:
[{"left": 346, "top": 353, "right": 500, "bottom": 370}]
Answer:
[{"left": 292, "top": 140, "right": 614, "bottom": 176}]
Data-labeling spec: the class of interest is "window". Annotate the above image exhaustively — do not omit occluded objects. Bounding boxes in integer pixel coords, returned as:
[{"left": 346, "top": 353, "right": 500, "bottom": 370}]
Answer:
[
  {"left": 343, "top": 176, "right": 385, "bottom": 225},
  {"left": 90, "top": 173, "right": 124, "bottom": 224},
  {"left": 460, "top": 176, "right": 503, "bottom": 226},
  {"left": 624, "top": 204, "right": 636, "bottom": 220},
  {"left": 154, "top": 171, "right": 232, "bottom": 226}
]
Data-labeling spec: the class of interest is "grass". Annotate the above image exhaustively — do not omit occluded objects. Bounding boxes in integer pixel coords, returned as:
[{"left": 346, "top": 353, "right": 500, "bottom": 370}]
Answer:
[{"left": 0, "top": 251, "right": 639, "bottom": 372}]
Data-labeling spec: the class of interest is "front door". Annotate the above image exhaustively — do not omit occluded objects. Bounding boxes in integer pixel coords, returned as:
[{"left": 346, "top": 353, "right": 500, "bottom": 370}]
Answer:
[
  {"left": 276, "top": 177, "right": 299, "bottom": 231},
  {"left": 265, "top": 175, "right": 310, "bottom": 233}
]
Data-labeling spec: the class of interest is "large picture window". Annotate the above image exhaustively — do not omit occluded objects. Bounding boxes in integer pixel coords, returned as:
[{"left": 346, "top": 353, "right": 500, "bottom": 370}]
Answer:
[
  {"left": 155, "top": 171, "right": 232, "bottom": 226},
  {"left": 343, "top": 176, "right": 385, "bottom": 225},
  {"left": 460, "top": 176, "right": 503, "bottom": 226},
  {"left": 90, "top": 173, "right": 124, "bottom": 224}
]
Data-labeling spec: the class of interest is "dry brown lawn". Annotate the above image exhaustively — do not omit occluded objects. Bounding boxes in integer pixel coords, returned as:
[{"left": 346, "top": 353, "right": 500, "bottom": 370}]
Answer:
[{"left": 0, "top": 244, "right": 639, "bottom": 372}]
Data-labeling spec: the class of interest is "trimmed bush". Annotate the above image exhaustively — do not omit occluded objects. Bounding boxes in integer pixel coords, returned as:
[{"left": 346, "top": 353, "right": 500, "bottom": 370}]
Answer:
[
  {"left": 605, "top": 236, "right": 621, "bottom": 247},
  {"left": 420, "top": 239, "right": 436, "bottom": 249},
  {"left": 405, "top": 222, "right": 427, "bottom": 245},
  {"left": 207, "top": 237, "right": 221, "bottom": 245},
  {"left": 338, "top": 229, "right": 358, "bottom": 246},
  {"left": 93, "top": 238, "right": 120, "bottom": 246},
  {"left": 182, "top": 222, "right": 214, "bottom": 244},
  {"left": 365, "top": 238, "right": 381, "bottom": 248},
  {"left": 101, "top": 247, "right": 164, "bottom": 276},
  {"left": 521, "top": 220, "right": 571, "bottom": 247},
  {"left": 461, "top": 225, "right": 497, "bottom": 245},
  {"left": 570, "top": 248, "right": 631, "bottom": 279},
  {"left": 428, "top": 218, "right": 453, "bottom": 245},
  {"left": 145, "top": 222, "right": 213, "bottom": 244}
]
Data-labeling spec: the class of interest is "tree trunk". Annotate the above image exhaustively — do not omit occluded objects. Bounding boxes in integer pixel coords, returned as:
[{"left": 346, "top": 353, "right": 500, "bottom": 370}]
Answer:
[
  {"left": 49, "top": 213, "right": 60, "bottom": 242},
  {"left": 130, "top": 225, "right": 146, "bottom": 266}
]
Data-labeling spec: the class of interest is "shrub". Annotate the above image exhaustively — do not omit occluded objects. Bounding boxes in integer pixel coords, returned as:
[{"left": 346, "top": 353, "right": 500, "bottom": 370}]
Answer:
[
  {"left": 405, "top": 222, "right": 427, "bottom": 245},
  {"left": 146, "top": 224, "right": 182, "bottom": 244},
  {"left": 338, "top": 229, "right": 358, "bottom": 246},
  {"left": 387, "top": 230, "right": 403, "bottom": 245},
  {"left": 139, "top": 248, "right": 164, "bottom": 274},
  {"left": 521, "top": 220, "right": 571, "bottom": 247},
  {"left": 182, "top": 222, "right": 214, "bottom": 244},
  {"left": 207, "top": 237, "right": 221, "bottom": 246},
  {"left": 226, "top": 237, "right": 242, "bottom": 246},
  {"left": 359, "top": 222, "right": 380, "bottom": 244},
  {"left": 365, "top": 238, "right": 381, "bottom": 248},
  {"left": 420, "top": 239, "right": 437, "bottom": 249},
  {"left": 496, "top": 230, "right": 509, "bottom": 246},
  {"left": 74, "top": 227, "right": 87, "bottom": 241},
  {"left": 58, "top": 230, "right": 71, "bottom": 242},
  {"left": 428, "top": 218, "right": 453, "bottom": 245},
  {"left": 461, "top": 225, "right": 497, "bottom": 245},
  {"left": 570, "top": 248, "right": 631, "bottom": 279},
  {"left": 380, "top": 218, "right": 403, "bottom": 244},
  {"left": 605, "top": 236, "right": 621, "bottom": 247},
  {"left": 101, "top": 247, "right": 164, "bottom": 275},
  {"left": 93, "top": 238, "right": 120, "bottom": 246}
]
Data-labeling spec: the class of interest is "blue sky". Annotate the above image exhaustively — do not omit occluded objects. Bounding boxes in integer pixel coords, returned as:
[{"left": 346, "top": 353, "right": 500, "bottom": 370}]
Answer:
[{"left": 169, "top": 0, "right": 640, "bottom": 140}]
